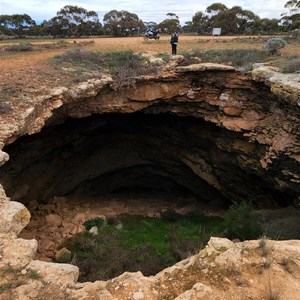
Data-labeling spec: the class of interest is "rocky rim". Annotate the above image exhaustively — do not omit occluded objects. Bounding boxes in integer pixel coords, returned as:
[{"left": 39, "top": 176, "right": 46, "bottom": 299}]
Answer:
[{"left": 0, "top": 57, "right": 299, "bottom": 299}]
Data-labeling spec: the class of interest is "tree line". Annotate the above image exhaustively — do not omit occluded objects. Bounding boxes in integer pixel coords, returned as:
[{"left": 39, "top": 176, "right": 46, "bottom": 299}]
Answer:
[{"left": 0, "top": 1, "right": 299, "bottom": 38}]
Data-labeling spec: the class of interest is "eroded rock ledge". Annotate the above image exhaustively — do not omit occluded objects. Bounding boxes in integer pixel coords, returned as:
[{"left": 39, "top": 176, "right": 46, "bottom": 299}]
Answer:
[
  {"left": 0, "top": 62, "right": 299, "bottom": 299},
  {"left": 0, "top": 63, "right": 299, "bottom": 205}
]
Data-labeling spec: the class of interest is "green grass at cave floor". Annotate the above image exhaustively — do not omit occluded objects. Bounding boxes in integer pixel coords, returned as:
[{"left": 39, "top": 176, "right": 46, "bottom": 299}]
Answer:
[{"left": 62, "top": 212, "right": 224, "bottom": 282}]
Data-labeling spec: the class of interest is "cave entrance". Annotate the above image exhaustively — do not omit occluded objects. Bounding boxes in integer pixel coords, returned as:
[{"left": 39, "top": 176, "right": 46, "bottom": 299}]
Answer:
[
  {"left": 1, "top": 111, "right": 297, "bottom": 280},
  {"left": 0, "top": 112, "right": 229, "bottom": 207},
  {"left": 0, "top": 112, "right": 231, "bottom": 268}
]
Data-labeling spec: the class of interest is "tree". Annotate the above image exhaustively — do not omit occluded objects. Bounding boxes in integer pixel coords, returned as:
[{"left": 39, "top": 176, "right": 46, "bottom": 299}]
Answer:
[
  {"left": 158, "top": 13, "right": 180, "bottom": 34},
  {"left": 144, "top": 21, "right": 158, "bottom": 32},
  {"left": 206, "top": 3, "right": 227, "bottom": 15},
  {"left": 166, "top": 12, "right": 179, "bottom": 19},
  {"left": 254, "top": 18, "right": 279, "bottom": 34},
  {"left": 158, "top": 19, "right": 180, "bottom": 34},
  {"left": 182, "top": 21, "right": 193, "bottom": 33},
  {"left": 47, "top": 5, "right": 102, "bottom": 37},
  {"left": 205, "top": 5, "right": 259, "bottom": 35},
  {"left": 281, "top": 0, "right": 300, "bottom": 30},
  {"left": 103, "top": 10, "right": 144, "bottom": 36},
  {"left": 285, "top": 0, "right": 300, "bottom": 11},
  {"left": 0, "top": 14, "right": 36, "bottom": 37},
  {"left": 191, "top": 11, "right": 209, "bottom": 34}
]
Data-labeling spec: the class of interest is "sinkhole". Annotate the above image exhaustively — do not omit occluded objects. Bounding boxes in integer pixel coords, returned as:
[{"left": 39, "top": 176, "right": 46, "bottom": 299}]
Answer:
[{"left": 0, "top": 111, "right": 294, "bottom": 280}]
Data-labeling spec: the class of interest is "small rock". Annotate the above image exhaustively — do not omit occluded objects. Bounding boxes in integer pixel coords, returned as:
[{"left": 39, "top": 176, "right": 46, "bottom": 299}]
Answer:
[
  {"left": 89, "top": 226, "right": 98, "bottom": 235},
  {"left": 223, "top": 277, "right": 231, "bottom": 284},
  {"left": 115, "top": 223, "right": 123, "bottom": 230},
  {"left": 133, "top": 291, "right": 144, "bottom": 300},
  {"left": 55, "top": 247, "right": 72, "bottom": 263},
  {"left": 21, "top": 269, "right": 27, "bottom": 275}
]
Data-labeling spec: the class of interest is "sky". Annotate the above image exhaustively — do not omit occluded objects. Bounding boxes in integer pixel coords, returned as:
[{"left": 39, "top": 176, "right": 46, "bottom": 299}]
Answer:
[{"left": 0, "top": 0, "right": 289, "bottom": 25}]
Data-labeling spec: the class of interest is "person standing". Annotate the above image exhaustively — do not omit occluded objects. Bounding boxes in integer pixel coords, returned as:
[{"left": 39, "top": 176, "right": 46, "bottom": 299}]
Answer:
[{"left": 170, "top": 31, "right": 178, "bottom": 55}]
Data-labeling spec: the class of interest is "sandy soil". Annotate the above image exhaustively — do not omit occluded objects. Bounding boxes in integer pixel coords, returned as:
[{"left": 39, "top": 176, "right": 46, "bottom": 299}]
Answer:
[{"left": 0, "top": 35, "right": 298, "bottom": 107}]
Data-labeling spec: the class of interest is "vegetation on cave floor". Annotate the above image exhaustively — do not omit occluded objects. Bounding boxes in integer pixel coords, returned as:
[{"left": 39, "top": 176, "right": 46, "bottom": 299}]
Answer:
[
  {"left": 59, "top": 200, "right": 266, "bottom": 282},
  {"left": 61, "top": 211, "right": 225, "bottom": 282}
]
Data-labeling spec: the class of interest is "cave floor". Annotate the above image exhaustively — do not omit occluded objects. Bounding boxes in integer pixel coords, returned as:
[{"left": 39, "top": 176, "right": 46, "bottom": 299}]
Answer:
[
  {"left": 18, "top": 192, "right": 226, "bottom": 261},
  {"left": 18, "top": 191, "right": 300, "bottom": 263}
]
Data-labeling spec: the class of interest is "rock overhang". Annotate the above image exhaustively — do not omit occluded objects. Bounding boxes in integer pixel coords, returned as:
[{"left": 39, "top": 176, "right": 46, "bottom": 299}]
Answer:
[
  {"left": 0, "top": 63, "right": 299, "bottom": 206},
  {"left": 0, "top": 62, "right": 299, "bottom": 299}
]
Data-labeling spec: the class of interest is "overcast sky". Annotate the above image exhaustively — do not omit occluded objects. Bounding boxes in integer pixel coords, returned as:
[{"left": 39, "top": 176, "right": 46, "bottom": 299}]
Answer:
[{"left": 0, "top": 0, "right": 288, "bottom": 24}]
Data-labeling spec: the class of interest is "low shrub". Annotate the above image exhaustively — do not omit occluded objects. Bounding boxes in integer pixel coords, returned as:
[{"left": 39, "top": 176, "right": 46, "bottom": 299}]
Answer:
[
  {"left": 180, "top": 49, "right": 203, "bottom": 65},
  {"left": 53, "top": 46, "right": 104, "bottom": 68},
  {"left": 5, "top": 41, "right": 33, "bottom": 52},
  {"left": 263, "top": 38, "right": 287, "bottom": 56},
  {"left": 155, "top": 52, "right": 171, "bottom": 62},
  {"left": 281, "top": 55, "right": 300, "bottom": 73},
  {"left": 56, "top": 40, "right": 69, "bottom": 47},
  {"left": 0, "top": 267, "right": 40, "bottom": 295},
  {"left": 106, "top": 50, "right": 153, "bottom": 88},
  {"left": 181, "top": 48, "right": 268, "bottom": 69},
  {"left": 83, "top": 217, "right": 105, "bottom": 230},
  {"left": 224, "top": 200, "right": 262, "bottom": 241},
  {"left": 53, "top": 48, "right": 153, "bottom": 87},
  {"left": 61, "top": 213, "right": 224, "bottom": 282}
]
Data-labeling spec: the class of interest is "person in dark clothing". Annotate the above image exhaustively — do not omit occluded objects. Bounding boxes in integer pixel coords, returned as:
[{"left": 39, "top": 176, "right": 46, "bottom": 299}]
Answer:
[{"left": 170, "top": 31, "right": 178, "bottom": 55}]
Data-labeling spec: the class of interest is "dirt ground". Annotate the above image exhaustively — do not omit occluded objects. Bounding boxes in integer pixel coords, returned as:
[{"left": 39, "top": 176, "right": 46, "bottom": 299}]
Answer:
[{"left": 0, "top": 35, "right": 298, "bottom": 108}]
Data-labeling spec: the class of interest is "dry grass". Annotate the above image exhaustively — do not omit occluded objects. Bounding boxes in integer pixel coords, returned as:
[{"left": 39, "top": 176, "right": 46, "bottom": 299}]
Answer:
[
  {"left": 259, "top": 236, "right": 273, "bottom": 257},
  {"left": 279, "top": 257, "right": 294, "bottom": 274},
  {"left": 0, "top": 35, "right": 298, "bottom": 113}
]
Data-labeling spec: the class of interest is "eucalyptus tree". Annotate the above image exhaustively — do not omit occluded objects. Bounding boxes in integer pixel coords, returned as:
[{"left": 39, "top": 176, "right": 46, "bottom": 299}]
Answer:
[
  {"left": 0, "top": 14, "right": 36, "bottom": 36},
  {"left": 254, "top": 18, "right": 279, "bottom": 34},
  {"left": 205, "top": 4, "right": 259, "bottom": 34},
  {"left": 158, "top": 12, "right": 180, "bottom": 33},
  {"left": 281, "top": 0, "right": 300, "bottom": 29},
  {"left": 191, "top": 11, "right": 209, "bottom": 34},
  {"left": 103, "top": 10, "right": 144, "bottom": 36},
  {"left": 47, "top": 5, "right": 102, "bottom": 37},
  {"left": 205, "top": 3, "right": 228, "bottom": 15}
]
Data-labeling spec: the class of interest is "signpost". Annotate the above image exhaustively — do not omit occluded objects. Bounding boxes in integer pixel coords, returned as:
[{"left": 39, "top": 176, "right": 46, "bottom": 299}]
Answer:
[{"left": 212, "top": 28, "right": 221, "bottom": 36}]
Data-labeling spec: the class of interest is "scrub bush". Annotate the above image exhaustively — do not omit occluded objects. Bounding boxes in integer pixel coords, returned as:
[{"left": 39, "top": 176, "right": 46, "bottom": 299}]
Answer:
[
  {"left": 181, "top": 48, "right": 268, "bottom": 69},
  {"left": 83, "top": 217, "right": 105, "bottom": 230},
  {"left": 263, "top": 38, "right": 287, "bottom": 56},
  {"left": 6, "top": 41, "right": 33, "bottom": 52},
  {"left": 224, "top": 200, "right": 261, "bottom": 241}
]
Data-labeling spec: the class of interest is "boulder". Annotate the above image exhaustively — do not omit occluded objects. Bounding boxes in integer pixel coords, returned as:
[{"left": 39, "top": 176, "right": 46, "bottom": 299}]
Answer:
[
  {"left": 0, "top": 201, "right": 31, "bottom": 235},
  {"left": 55, "top": 247, "right": 72, "bottom": 263}
]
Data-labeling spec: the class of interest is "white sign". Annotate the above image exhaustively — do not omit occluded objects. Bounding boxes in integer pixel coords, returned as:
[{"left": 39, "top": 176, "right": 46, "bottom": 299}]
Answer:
[{"left": 212, "top": 28, "right": 221, "bottom": 36}]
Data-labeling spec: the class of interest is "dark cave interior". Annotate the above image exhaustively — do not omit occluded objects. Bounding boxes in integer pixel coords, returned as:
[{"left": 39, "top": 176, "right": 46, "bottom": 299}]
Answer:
[{"left": 0, "top": 112, "right": 292, "bottom": 208}]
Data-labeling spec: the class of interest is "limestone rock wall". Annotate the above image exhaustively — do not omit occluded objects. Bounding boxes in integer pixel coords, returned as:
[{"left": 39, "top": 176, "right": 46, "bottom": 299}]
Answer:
[
  {"left": 0, "top": 63, "right": 299, "bottom": 205},
  {"left": 0, "top": 63, "right": 299, "bottom": 299}
]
